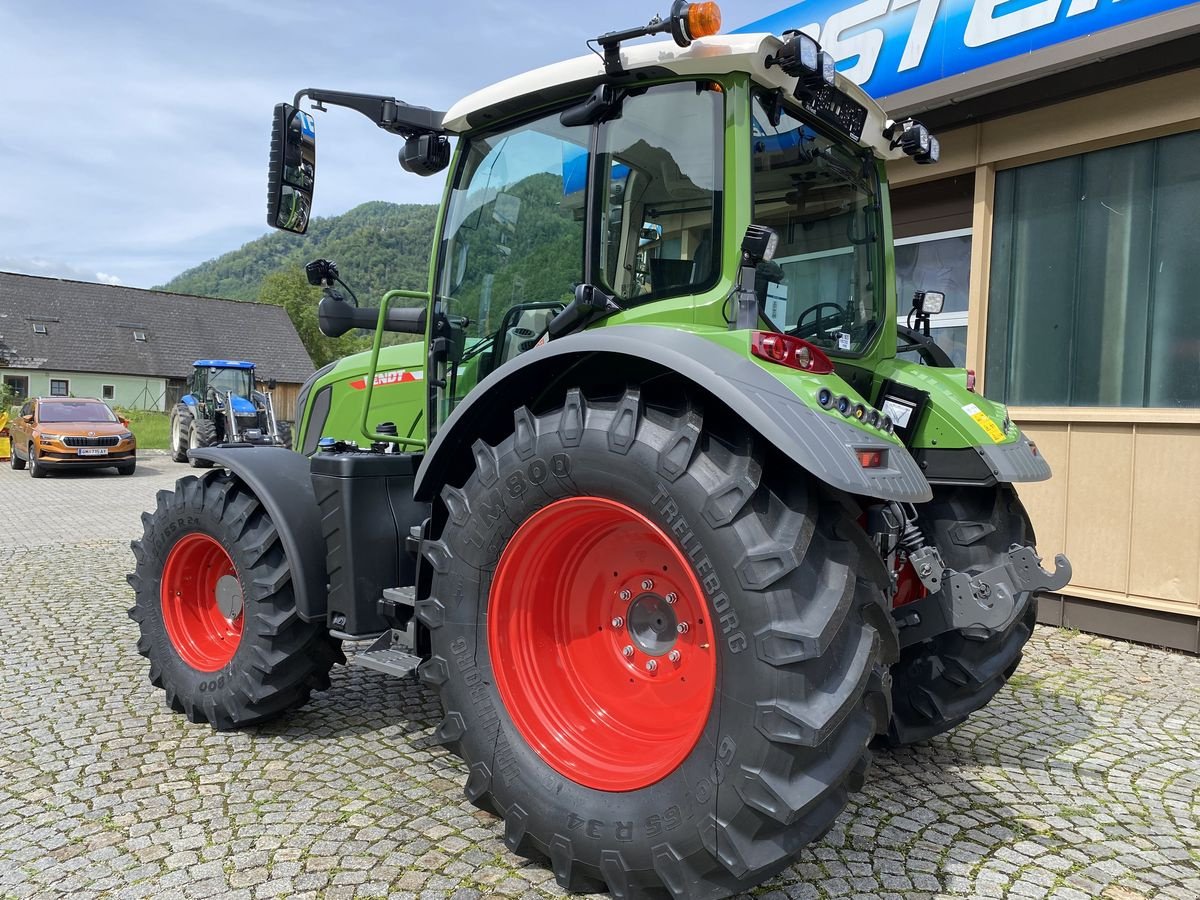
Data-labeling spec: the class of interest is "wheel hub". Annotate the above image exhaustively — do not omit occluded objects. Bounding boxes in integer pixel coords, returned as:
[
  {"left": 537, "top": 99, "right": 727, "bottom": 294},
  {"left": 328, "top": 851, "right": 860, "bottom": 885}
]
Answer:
[
  {"left": 215, "top": 574, "right": 244, "bottom": 619},
  {"left": 626, "top": 593, "right": 677, "bottom": 656},
  {"left": 160, "top": 532, "right": 243, "bottom": 672}
]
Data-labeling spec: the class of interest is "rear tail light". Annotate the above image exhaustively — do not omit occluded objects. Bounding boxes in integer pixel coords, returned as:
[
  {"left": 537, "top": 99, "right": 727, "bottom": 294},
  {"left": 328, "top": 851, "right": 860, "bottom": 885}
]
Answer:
[
  {"left": 856, "top": 449, "right": 885, "bottom": 468},
  {"left": 750, "top": 331, "right": 835, "bottom": 374}
]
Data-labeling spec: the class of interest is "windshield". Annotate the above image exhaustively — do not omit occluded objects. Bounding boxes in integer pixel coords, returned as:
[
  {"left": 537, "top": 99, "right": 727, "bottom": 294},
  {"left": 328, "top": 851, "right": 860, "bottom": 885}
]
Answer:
[
  {"left": 39, "top": 401, "right": 117, "bottom": 424},
  {"left": 207, "top": 367, "right": 253, "bottom": 397},
  {"left": 750, "top": 95, "right": 883, "bottom": 355}
]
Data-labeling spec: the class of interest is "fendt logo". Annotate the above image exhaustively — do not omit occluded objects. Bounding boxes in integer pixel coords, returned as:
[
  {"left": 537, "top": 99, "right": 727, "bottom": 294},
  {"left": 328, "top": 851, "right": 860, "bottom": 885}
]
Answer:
[
  {"left": 737, "top": 0, "right": 1190, "bottom": 98},
  {"left": 347, "top": 369, "right": 424, "bottom": 391}
]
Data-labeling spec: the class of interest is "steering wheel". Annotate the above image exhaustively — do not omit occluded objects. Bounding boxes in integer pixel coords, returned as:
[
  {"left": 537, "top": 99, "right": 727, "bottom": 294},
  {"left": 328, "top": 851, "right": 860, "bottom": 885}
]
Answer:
[{"left": 791, "top": 301, "right": 847, "bottom": 340}]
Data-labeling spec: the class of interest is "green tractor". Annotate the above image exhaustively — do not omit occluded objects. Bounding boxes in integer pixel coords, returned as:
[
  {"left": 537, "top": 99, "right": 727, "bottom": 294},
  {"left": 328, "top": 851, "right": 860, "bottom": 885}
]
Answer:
[{"left": 130, "top": 5, "right": 1071, "bottom": 896}]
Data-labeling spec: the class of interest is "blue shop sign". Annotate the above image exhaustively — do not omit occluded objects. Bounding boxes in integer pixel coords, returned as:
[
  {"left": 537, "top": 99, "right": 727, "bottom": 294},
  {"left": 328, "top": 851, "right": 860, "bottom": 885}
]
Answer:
[{"left": 736, "top": 0, "right": 1194, "bottom": 98}]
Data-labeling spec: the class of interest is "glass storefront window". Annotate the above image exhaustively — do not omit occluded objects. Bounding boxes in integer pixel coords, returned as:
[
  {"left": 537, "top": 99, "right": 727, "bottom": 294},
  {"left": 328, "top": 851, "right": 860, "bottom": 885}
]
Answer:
[
  {"left": 895, "top": 229, "right": 972, "bottom": 367},
  {"left": 986, "top": 129, "right": 1200, "bottom": 408}
]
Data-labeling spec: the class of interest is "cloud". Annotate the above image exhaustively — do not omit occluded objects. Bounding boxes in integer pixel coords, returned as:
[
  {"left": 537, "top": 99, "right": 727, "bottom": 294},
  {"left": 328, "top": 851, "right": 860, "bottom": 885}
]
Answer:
[{"left": 0, "top": 258, "right": 123, "bottom": 286}]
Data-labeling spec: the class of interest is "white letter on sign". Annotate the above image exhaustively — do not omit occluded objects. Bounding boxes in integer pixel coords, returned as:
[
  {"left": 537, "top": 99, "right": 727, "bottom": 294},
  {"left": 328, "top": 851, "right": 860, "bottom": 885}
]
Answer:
[
  {"left": 822, "top": 0, "right": 891, "bottom": 84},
  {"left": 892, "top": 0, "right": 942, "bottom": 72},
  {"left": 964, "top": 0, "right": 1061, "bottom": 47}
]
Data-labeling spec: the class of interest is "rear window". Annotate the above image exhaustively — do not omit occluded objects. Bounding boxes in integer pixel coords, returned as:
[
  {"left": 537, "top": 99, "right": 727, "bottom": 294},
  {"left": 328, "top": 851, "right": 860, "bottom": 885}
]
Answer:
[{"left": 38, "top": 401, "right": 117, "bottom": 424}]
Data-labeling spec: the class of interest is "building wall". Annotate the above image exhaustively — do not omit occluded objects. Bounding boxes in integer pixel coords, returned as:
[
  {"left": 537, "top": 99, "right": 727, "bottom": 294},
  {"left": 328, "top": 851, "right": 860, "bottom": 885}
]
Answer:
[
  {"left": 1, "top": 368, "right": 168, "bottom": 411},
  {"left": 887, "top": 68, "right": 1200, "bottom": 626}
]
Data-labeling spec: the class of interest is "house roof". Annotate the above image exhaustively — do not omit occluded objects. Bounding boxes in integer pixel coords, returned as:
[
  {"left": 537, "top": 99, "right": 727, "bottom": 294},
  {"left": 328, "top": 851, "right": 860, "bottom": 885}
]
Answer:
[{"left": 0, "top": 272, "right": 314, "bottom": 383}]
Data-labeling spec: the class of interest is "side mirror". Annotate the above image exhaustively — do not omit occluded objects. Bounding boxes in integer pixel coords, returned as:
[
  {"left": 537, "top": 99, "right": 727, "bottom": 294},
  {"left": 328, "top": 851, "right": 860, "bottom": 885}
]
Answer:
[
  {"left": 119, "top": 415, "right": 130, "bottom": 426},
  {"left": 267, "top": 103, "right": 316, "bottom": 233},
  {"left": 267, "top": 378, "right": 278, "bottom": 391},
  {"left": 22, "top": 414, "right": 34, "bottom": 424},
  {"left": 399, "top": 133, "right": 450, "bottom": 176}
]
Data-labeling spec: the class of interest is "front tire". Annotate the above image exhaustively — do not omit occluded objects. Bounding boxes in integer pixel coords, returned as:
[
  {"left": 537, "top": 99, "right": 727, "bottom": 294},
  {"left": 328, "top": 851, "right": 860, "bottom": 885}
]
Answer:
[
  {"left": 28, "top": 445, "right": 46, "bottom": 478},
  {"left": 127, "top": 471, "right": 343, "bottom": 729},
  {"left": 419, "top": 388, "right": 896, "bottom": 898},
  {"left": 188, "top": 418, "right": 218, "bottom": 468},
  {"left": 170, "top": 405, "right": 192, "bottom": 463},
  {"left": 888, "top": 486, "right": 1038, "bottom": 745}
]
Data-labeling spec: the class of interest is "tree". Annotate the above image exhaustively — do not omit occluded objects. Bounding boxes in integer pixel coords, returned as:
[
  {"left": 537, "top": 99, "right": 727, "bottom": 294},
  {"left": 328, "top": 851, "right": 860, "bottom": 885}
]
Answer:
[{"left": 257, "top": 268, "right": 370, "bottom": 368}]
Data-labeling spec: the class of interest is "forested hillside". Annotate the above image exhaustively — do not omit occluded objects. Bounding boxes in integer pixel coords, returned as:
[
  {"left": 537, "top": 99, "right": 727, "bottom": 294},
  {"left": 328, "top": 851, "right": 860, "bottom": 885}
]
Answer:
[{"left": 160, "top": 201, "right": 438, "bottom": 302}]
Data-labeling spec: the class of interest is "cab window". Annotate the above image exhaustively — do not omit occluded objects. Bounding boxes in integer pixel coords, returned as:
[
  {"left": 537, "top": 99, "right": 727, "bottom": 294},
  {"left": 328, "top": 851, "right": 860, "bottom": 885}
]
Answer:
[{"left": 597, "top": 82, "right": 723, "bottom": 302}]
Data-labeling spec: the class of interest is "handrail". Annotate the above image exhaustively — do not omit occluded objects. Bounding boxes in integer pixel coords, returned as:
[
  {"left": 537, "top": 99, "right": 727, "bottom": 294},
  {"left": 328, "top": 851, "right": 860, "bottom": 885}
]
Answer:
[{"left": 360, "top": 289, "right": 430, "bottom": 450}]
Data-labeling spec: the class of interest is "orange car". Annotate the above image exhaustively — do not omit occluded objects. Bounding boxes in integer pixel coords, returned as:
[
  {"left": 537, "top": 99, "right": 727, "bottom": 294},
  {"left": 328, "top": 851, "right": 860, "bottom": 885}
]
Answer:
[{"left": 8, "top": 397, "right": 137, "bottom": 477}]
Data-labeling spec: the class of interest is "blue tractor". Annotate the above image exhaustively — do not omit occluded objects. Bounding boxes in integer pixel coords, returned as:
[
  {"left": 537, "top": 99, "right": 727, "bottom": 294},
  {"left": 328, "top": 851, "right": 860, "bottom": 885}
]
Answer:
[{"left": 169, "top": 360, "right": 290, "bottom": 466}]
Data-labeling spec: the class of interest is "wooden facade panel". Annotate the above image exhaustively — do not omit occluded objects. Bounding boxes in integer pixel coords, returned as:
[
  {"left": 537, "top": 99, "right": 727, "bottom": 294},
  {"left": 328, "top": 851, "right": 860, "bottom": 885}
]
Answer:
[
  {"left": 1063, "top": 425, "right": 1134, "bottom": 592},
  {"left": 270, "top": 382, "right": 302, "bottom": 421},
  {"left": 1013, "top": 424, "right": 1069, "bottom": 560},
  {"left": 1128, "top": 426, "right": 1200, "bottom": 607}
]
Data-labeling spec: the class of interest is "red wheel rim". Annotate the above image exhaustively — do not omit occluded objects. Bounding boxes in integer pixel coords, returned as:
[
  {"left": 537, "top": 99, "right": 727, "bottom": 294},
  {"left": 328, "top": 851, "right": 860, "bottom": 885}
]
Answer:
[
  {"left": 488, "top": 496, "right": 717, "bottom": 791},
  {"left": 160, "top": 532, "right": 244, "bottom": 672}
]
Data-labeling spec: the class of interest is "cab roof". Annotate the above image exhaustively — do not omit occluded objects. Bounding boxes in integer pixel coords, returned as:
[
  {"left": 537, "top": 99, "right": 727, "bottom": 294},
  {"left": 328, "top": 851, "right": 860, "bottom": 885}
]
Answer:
[
  {"left": 194, "top": 359, "right": 254, "bottom": 369},
  {"left": 442, "top": 32, "right": 902, "bottom": 161}
]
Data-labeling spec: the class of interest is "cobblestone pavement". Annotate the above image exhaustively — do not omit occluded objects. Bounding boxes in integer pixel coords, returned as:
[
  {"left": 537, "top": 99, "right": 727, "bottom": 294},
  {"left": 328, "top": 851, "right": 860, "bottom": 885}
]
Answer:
[{"left": 1, "top": 458, "right": 1199, "bottom": 899}]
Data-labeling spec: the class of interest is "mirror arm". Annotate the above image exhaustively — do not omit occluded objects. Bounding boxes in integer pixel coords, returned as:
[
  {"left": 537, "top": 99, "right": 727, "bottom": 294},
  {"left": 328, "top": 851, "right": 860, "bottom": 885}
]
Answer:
[{"left": 294, "top": 88, "right": 446, "bottom": 137}]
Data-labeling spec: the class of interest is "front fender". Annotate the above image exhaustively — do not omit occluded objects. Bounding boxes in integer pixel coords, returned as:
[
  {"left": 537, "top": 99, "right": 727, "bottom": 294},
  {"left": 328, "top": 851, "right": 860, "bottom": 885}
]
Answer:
[
  {"left": 415, "top": 325, "right": 931, "bottom": 503},
  {"left": 190, "top": 447, "right": 327, "bottom": 623}
]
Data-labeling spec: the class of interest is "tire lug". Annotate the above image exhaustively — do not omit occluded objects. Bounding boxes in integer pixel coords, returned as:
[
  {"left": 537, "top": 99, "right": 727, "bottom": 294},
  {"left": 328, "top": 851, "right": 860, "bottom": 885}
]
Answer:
[
  {"left": 611, "top": 616, "right": 624, "bottom": 628},
  {"left": 645, "top": 659, "right": 657, "bottom": 672},
  {"left": 641, "top": 579, "right": 654, "bottom": 590},
  {"left": 665, "top": 592, "right": 677, "bottom": 604},
  {"left": 619, "top": 589, "right": 631, "bottom": 601},
  {"left": 676, "top": 622, "right": 689, "bottom": 634},
  {"left": 622, "top": 645, "right": 634, "bottom": 658},
  {"left": 668, "top": 649, "right": 681, "bottom": 663}
]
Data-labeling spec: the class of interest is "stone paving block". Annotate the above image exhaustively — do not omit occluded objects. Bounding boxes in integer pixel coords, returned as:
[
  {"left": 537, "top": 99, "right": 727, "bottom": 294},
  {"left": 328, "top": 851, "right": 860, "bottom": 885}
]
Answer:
[{"left": 0, "top": 458, "right": 1198, "bottom": 898}]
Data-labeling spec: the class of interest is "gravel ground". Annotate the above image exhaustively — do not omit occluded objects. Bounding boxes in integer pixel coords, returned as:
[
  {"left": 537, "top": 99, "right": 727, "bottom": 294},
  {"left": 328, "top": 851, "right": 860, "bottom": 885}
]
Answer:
[{"left": 1, "top": 455, "right": 1198, "bottom": 899}]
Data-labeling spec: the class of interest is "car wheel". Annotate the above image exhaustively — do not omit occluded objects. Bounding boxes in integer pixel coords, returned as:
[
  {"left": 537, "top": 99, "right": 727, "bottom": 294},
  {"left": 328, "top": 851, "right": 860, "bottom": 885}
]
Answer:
[
  {"left": 117, "top": 461, "right": 137, "bottom": 476},
  {"left": 29, "top": 445, "right": 47, "bottom": 479},
  {"left": 10, "top": 445, "right": 25, "bottom": 470}
]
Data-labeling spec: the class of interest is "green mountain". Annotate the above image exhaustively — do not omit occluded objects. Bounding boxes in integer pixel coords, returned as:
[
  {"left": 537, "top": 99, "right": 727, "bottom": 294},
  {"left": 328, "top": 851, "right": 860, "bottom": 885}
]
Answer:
[{"left": 160, "top": 201, "right": 438, "bottom": 303}]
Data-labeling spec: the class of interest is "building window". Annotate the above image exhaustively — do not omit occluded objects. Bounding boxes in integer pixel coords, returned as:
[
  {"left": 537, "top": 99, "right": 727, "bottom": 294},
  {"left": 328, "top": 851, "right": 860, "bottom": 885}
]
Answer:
[
  {"left": 50, "top": 378, "right": 70, "bottom": 397},
  {"left": 32, "top": 323, "right": 47, "bottom": 335},
  {"left": 986, "top": 129, "right": 1200, "bottom": 408},
  {"left": 133, "top": 331, "right": 147, "bottom": 342},
  {"left": 894, "top": 228, "right": 972, "bottom": 367},
  {"left": 3, "top": 374, "right": 29, "bottom": 400},
  {"left": 102, "top": 384, "right": 115, "bottom": 400}
]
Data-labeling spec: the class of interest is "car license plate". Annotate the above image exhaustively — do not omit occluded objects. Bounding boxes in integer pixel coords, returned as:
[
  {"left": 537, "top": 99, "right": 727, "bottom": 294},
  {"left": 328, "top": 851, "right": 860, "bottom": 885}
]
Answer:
[{"left": 78, "top": 447, "right": 109, "bottom": 457}]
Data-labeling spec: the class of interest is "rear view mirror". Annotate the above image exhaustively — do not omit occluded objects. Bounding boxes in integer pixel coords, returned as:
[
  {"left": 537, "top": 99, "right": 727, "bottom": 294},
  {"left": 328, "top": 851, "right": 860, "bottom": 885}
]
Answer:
[
  {"left": 119, "top": 415, "right": 131, "bottom": 426},
  {"left": 267, "top": 103, "right": 316, "bottom": 233}
]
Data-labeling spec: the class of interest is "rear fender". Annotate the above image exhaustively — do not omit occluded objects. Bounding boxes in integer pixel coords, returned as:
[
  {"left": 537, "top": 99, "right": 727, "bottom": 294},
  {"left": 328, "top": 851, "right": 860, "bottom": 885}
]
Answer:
[
  {"left": 414, "top": 325, "right": 931, "bottom": 503},
  {"left": 190, "top": 447, "right": 327, "bottom": 623}
]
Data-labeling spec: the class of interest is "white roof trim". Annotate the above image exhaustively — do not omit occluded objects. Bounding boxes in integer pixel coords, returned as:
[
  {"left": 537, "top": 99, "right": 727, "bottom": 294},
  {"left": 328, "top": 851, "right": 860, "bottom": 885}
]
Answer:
[{"left": 442, "top": 33, "right": 901, "bottom": 160}]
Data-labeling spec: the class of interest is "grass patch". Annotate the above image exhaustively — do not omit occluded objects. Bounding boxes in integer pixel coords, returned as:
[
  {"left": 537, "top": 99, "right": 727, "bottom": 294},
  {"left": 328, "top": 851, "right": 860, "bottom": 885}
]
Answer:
[{"left": 117, "top": 407, "right": 171, "bottom": 450}]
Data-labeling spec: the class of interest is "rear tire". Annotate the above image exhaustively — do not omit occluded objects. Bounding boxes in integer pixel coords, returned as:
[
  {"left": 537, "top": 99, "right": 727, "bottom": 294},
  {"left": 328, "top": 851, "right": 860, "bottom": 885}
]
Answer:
[
  {"left": 188, "top": 419, "right": 218, "bottom": 468},
  {"left": 170, "top": 405, "right": 192, "bottom": 463},
  {"left": 419, "top": 387, "right": 897, "bottom": 898},
  {"left": 28, "top": 445, "right": 46, "bottom": 478},
  {"left": 127, "top": 471, "right": 343, "bottom": 729},
  {"left": 888, "top": 486, "right": 1037, "bottom": 745},
  {"left": 10, "top": 446, "right": 25, "bottom": 470}
]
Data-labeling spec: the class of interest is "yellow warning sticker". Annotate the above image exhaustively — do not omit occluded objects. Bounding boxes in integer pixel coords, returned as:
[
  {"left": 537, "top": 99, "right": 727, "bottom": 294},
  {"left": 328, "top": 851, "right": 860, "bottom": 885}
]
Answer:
[{"left": 962, "top": 403, "right": 1006, "bottom": 443}]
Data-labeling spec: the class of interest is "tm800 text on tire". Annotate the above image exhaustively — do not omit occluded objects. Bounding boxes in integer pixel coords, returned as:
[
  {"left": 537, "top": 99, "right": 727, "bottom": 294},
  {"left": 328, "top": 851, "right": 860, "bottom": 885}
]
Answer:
[
  {"left": 127, "top": 472, "right": 343, "bottom": 729},
  {"left": 418, "top": 387, "right": 898, "bottom": 898},
  {"left": 888, "top": 486, "right": 1038, "bottom": 745}
]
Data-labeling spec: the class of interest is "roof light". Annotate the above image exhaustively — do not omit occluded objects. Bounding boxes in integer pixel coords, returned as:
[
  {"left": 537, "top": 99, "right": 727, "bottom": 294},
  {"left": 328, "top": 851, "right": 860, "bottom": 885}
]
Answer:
[
  {"left": 750, "top": 331, "right": 835, "bottom": 374},
  {"left": 686, "top": 1, "right": 721, "bottom": 40},
  {"left": 820, "top": 50, "right": 836, "bottom": 85}
]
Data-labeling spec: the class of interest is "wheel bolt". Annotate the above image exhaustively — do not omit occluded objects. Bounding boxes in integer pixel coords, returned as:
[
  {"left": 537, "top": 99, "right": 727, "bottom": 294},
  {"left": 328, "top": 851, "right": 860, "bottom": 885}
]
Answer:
[
  {"left": 668, "top": 650, "right": 681, "bottom": 663},
  {"left": 611, "top": 616, "right": 624, "bottom": 628},
  {"left": 645, "top": 659, "right": 657, "bottom": 672},
  {"left": 641, "top": 579, "right": 654, "bottom": 590},
  {"left": 677, "top": 622, "right": 689, "bottom": 634},
  {"left": 619, "top": 589, "right": 631, "bottom": 601},
  {"left": 665, "top": 592, "right": 677, "bottom": 604},
  {"left": 622, "top": 645, "right": 634, "bottom": 658}
]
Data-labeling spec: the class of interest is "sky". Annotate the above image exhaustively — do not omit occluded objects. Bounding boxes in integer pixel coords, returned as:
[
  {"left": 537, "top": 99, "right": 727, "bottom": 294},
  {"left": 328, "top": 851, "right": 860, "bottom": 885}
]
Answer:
[{"left": 1, "top": 0, "right": 763, "bottom": 289}]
